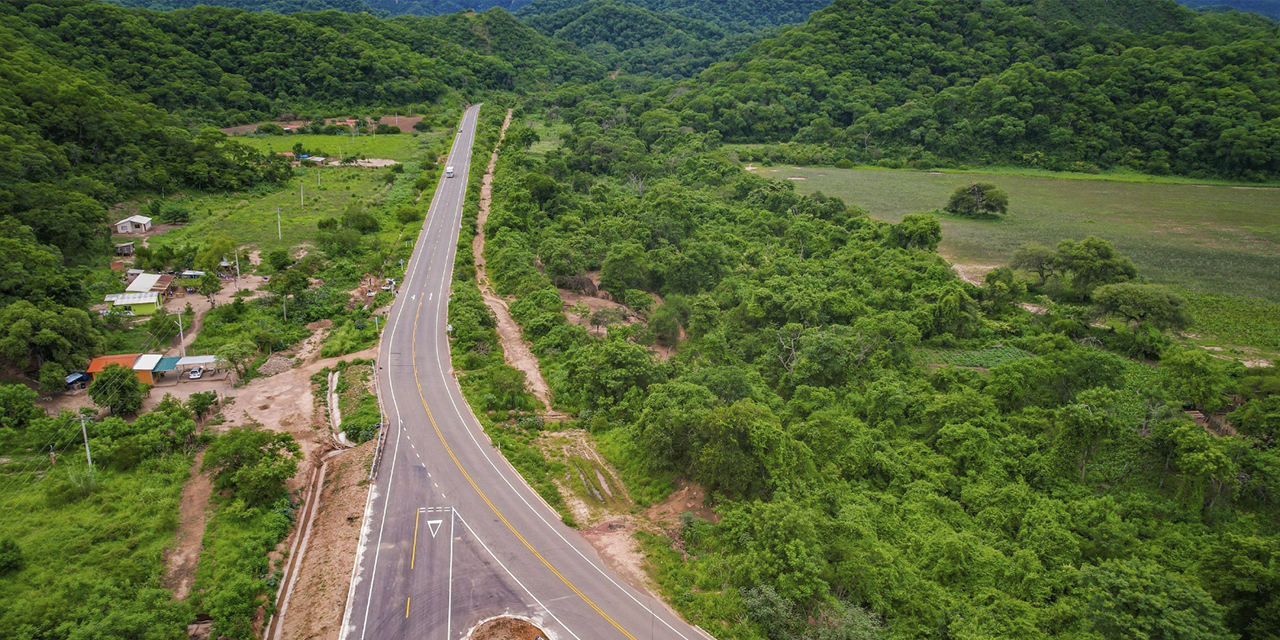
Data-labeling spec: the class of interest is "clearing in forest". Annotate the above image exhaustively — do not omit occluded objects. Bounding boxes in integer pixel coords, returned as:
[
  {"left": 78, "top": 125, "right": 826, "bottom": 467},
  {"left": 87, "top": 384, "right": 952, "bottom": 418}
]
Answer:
[{"left": 759, "top": 165, "right": 1280, "bottom": 303}]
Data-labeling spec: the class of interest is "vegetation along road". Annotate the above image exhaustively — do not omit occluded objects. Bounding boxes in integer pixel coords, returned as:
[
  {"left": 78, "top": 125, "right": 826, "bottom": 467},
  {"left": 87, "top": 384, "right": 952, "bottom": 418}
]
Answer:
[{"left": 343, "top": 106, "right": 701, "bottom": 640}]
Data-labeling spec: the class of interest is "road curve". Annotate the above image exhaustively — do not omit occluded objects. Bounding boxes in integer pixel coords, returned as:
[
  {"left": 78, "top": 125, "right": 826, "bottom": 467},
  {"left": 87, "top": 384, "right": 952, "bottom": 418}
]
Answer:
[{"left": 340, "top": 106, "right": 708, "bottom": 640}]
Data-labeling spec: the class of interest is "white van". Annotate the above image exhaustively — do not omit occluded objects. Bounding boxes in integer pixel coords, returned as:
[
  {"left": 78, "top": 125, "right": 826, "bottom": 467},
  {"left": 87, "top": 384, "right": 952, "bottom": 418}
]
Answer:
[{"left": 446, "top": 166, "right": 455, "bottom": 178}]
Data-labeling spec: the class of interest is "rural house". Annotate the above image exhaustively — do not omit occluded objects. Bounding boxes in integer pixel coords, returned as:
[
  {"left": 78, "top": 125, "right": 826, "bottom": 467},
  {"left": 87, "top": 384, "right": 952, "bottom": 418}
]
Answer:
[
  {"left": 114, "top": 215, "right": 152, "bottom": 234},
  {"left": 86, "top": 354, "right": 142, "bottom": 381},
  {"left": 103, "top": 291, "right": 161, "bottom": 315},
  {"left": 126, "top": 272, "right": 176, "bottom": 300}
]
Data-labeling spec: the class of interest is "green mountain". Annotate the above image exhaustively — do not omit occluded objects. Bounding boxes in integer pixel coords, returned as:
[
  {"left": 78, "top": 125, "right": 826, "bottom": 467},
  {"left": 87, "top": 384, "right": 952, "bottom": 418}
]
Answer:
[
  {"left": 362, "top": 0, "right": 530, "bottom": 16},
  {"left": 8, "top": 1, "right": 599, "bottom": 125},
  {"left": 103, "top": 0, "right": 535, "bottom": 15},
  {"left": 519, "top": 0, "right": 772, "bottom": 77},
  {"left": 102, "top": 0, "right": 377, "bottom": 13},
  {"left": 518, "top": 0, "right": 832, "bottom": 28},
  {"left": 1179, "top": 0, "right": 1280, "bottom": 20},
  {"left": 658, "top": 0, "right": 1280, "bottom": 180}
]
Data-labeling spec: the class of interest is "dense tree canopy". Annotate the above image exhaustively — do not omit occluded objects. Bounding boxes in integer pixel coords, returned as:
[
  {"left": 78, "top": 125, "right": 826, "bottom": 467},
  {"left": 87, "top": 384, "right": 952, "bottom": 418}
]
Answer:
[
  {"left": 467, "top": 81, "right": 1280, "bottom": 638},
  {"left": 653, "top": 0, "right": 1280, "bottom": 180}
]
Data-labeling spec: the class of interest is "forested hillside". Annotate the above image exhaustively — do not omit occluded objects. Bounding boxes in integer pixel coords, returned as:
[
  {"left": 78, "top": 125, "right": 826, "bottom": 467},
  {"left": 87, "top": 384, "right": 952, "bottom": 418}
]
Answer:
[
  {"left": 1180, "top": 0, "right": 1280, "bottom": 20},
  {"left": 103, "top": 0, "right": 532, "bottom": 14},
  {"left": 361, "top": 0, "right": 527, "bottom": 15},
  {"left": 102, "top": 0, "right": 376, "bottom": 13},
  {"left": 659, "top": 0, "right": 1280, "bottom": 180},
  {"left": 517, "top": 0, "right": 832, "bottom": 28},
  {"left": 0, "top": 0, "right": 599, "bottom": 381},
  {"left": 519, "top": 0, "right": 774, "bottom": 77},
  {"left": 8, "top": 0, "right": 599, "bottom": 124}
]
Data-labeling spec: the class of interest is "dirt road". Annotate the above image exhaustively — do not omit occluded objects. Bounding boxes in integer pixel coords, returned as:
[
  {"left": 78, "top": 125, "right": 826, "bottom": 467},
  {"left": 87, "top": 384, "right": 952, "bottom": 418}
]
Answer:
[{"left": 471, "top": 110, "right": 559, "bottom": 414}]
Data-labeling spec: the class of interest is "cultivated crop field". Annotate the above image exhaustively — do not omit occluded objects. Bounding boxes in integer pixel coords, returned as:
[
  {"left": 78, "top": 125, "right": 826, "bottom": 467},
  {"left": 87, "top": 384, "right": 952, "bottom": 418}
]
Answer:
[{"left": 757, "top": 166, "right": 1280, "bottom": 302}]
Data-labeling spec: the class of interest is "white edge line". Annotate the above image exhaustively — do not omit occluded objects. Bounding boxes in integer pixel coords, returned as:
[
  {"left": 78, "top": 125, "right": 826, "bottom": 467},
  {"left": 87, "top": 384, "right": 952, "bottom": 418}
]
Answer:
[
  {"left": 348, "top": 105, "right": 476, "bottom": 640},
  {"left": 426, "top": 110, "right": 697, "bottom": 639},
  {"left": 447, "top": 507, "right": 455, "bottom": 640},
  {"left": 455, "top": 511, "right": 582, "bottom": 640}
]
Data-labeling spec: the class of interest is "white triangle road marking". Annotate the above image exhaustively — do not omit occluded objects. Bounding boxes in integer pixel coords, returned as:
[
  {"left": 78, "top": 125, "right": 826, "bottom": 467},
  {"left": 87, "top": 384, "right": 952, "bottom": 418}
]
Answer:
[{"left": 427, "top": 520, "right": 443, "bottom": 538}]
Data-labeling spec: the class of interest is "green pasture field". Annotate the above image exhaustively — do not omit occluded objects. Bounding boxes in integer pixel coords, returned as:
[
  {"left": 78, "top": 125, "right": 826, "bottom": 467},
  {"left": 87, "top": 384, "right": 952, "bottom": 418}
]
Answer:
[
  {"left": 757, "top": 166, "right": 1280, "bottom": 303},
  {"left": 233, "top": 130, "right": 444, "bottom": 162},
  {"left": 150, "top": 169, "right": 385, "bottom": 252}
]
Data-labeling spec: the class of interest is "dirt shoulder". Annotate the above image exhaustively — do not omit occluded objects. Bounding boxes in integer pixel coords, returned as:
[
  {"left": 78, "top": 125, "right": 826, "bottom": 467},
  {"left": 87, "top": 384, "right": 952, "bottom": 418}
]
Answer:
[
  {"left": 276, "top": 441, "right": 375, "bottom": 640},
  {"left": 471, "top": 110, "right": 561, "bottom": 415}
]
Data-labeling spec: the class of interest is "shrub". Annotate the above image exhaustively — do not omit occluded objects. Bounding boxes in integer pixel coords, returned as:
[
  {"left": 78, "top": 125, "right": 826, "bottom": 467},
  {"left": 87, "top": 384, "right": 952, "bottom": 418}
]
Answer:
[{"left": 0, "top": 537, "right": 22, "bottom": 575}]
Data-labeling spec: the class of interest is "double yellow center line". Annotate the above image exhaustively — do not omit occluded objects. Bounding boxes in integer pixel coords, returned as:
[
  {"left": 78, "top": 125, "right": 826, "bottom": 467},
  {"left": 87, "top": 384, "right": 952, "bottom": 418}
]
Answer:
[{"left": 407, "top": 240, "right": 638, "bottom": 639}]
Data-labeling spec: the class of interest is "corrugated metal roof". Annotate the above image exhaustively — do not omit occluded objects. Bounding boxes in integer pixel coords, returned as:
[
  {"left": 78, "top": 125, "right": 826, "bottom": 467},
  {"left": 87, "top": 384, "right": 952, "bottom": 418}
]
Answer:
[
  {"left": 133, "top": 354, "right": 163, "bottom": 370},
  {"left": 104, "top": 292, "right": 160, "bottom": 305},
  {"left": 87, "top": 354, "right": 141, "bottom": 373},
  {"left": 155, "top": 356, "right": 182, "bottom": 372},
  {"left": 126, "top": 273, "right": 161, "bottom": 293},
  {"left": 177, "top": 355, "right": 218, "bottom": 366}
]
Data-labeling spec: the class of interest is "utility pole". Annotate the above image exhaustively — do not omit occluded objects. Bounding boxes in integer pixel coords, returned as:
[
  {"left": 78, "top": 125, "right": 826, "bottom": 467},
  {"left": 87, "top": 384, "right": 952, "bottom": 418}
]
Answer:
[
  {"left": 175, "top": 313, "right": 187, "bottom": 358},
  {"left": 300, "top": 181, "right": 305, "bottom": 208},
  {"left": 79, "top": 417, "right": 93, "bottom": 467},
  {"left": 234, "top": 250, "right": 241, "bottom": 290},
  {"left": 277, "top": 207, "right": 282, "bottom": 241}
]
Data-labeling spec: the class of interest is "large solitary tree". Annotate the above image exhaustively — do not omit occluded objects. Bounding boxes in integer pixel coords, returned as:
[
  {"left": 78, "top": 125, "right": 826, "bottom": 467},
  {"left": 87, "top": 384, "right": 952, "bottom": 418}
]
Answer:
[
  {"left": 88, "top": 364, "right": 147, "bottom": 415},
  {"left": 1092, "top": 282, "right": 1191, "bottom": 331},
  {"left": 945, "top": 183, "right": 1009, "bottom": 218}
]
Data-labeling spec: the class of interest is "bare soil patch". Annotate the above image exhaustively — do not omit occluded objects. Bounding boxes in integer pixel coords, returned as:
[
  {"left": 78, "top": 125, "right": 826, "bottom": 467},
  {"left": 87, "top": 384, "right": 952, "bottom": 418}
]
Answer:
[
  {"left": 468, "top": 615, "right": 549, "bottom": 640},
  {"left": 559, "top": 289, "right": 639, "bottom": 332},
  {"left": 646, "top": 481, "right": 719, "bottom": 526},
  {"left": 579, "top": 519, "right": 656, "bottom": 595},
  {"left": 950, "top": 263, "right": 999, "bottom": 286}
]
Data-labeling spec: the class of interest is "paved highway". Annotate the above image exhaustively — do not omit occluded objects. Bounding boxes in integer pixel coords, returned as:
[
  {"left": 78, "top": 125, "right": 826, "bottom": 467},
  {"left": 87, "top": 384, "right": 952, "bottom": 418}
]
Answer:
[{"left": 340, "top": 105, "right": 708, "bottom": 640}]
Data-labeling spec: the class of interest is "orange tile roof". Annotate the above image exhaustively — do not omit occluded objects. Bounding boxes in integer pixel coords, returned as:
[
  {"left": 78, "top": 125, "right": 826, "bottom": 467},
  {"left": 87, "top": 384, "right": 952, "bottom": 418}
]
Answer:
[{"left": 87, "top": 353, "right": 141, "bottom": 374}]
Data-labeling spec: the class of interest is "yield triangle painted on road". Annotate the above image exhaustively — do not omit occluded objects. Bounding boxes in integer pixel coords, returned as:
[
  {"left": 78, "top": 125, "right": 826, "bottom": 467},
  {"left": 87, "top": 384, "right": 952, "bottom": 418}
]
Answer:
[{"left": 427, "top": 519, "right": 443, "bottom": 538}]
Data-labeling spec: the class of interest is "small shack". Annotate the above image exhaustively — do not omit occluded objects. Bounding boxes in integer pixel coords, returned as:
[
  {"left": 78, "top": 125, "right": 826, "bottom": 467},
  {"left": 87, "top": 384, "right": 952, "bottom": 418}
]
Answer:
[
  {"left": 104, "top": 292, "right": 161, "bottom": 315},
  {"left": 64, "top": 372, "right": 88, "bottom": 390},
  {"left": 114, "top": 242, "right": 134, "bottom": 256},
  {"left": 114, "top": 215, "right": 153, "bottom": 234},
  {"left": 86, "top": 354, "right": 141, "bottom": 380},
  {"left": 155, "top": 356, "right": 182, "bottom": 379}
]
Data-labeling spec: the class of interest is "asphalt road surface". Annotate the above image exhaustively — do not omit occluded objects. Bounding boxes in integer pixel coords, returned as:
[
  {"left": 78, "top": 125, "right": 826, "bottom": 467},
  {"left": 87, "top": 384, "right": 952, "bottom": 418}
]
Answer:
[{"left": 340, "top": 106, "right": 709, "bottom": 640}]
